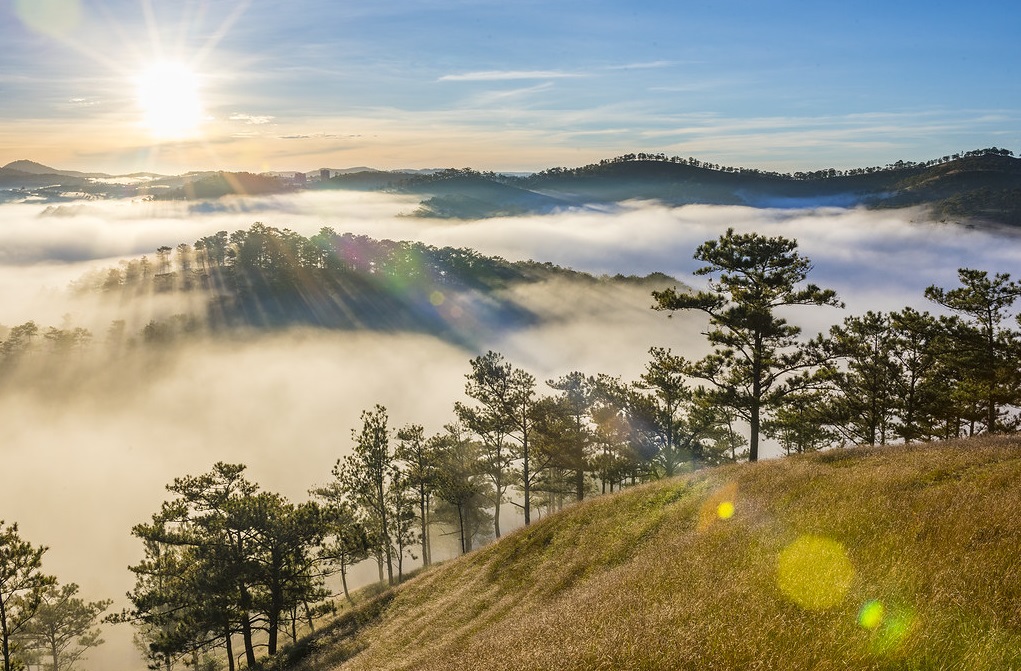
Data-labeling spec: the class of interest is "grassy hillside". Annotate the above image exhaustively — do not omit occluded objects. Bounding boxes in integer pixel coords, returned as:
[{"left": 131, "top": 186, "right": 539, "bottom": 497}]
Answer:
[{"left": 285, "top": 436, "right": 1021, "bottom": 670}]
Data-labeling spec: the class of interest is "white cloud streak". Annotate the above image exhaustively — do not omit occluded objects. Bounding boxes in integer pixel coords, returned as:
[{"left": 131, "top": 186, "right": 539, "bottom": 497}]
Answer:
[
  {"left": 229, "top": 113, "right": 275, "bottom": 125},
  {"left": 438, "top": 69, "right": 585, "bottom": 82}
]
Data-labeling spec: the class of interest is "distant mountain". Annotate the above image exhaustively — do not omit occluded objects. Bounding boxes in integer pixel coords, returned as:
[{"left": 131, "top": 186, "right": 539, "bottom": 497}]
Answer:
[
  {"left": 308, "top": 152, "right": 1021, "bottom": 224},
  {"left": 517, "top": 152, "right": 1021, "bottom": 225},
  {"left": 0, "top": 162, "right": 88, "bottom": 189},
  {"left": 2, "top": 159, "right": 110, "bottom": 179},
  {"left": 3, "top": 159, "right": 61, "bottom": 174},
  {"left": 321, "top": 166, "right": 383, "bottom": 175},
  {"left": 5, "top": 150, "right": 1020, "bottom": 226}
]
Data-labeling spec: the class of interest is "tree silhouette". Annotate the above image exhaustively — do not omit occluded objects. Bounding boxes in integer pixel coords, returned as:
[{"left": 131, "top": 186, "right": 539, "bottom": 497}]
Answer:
[
  {"left": 0, "top": 522, "right": 56, "bottom": 671},
  {"left": 653, "top": 228, "right": 841, "bottom": 461},
  {"left": 925, "top": 269, "right": 1021, "bottom": 433}
]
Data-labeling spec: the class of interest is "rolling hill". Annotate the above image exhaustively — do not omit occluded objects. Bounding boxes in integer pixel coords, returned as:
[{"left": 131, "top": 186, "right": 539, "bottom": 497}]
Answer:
[
  {"left": 515, "top": 153, "right": 1021, "bottom": 225},
  {"left": 332, "top": 151, "right": 1021, "bottom": 224},
  {"left": 5, "top": 150, "right": 1021, "bottom": 225},
  {"left": 273, "top": 436, "right": 1021, "bottom": 671},
  {"left": 70, "top": 224, "right": 677, "bottom": 347}
]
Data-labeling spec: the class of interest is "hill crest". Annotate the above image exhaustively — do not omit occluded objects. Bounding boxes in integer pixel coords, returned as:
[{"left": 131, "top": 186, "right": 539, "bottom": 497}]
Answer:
[{"left": 278, "top": 436, "right": 1021, "bottom": 671}]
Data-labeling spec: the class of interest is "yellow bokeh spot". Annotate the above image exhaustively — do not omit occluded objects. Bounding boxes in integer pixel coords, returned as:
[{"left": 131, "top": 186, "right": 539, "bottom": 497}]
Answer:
[
  {"left": 858, "top": 600, "right": 884, "bottom": 629},
  {"left": 14, "top": 0, "right": 82, "bottom": 38},
  {"left": 776, "top": 535, "right": 855, "bottom": 610},
  {"left": 860, "top": 603, "right": 915, "bottom": 654},
  {"left": 698, "top": 482, "right": 738, "bottom": 531},
  {"left": 873, "top": 610, "right": 914, "bottom": 653},
  {"left": 429, "top": 291, "right": 445, "bottom": 306}
]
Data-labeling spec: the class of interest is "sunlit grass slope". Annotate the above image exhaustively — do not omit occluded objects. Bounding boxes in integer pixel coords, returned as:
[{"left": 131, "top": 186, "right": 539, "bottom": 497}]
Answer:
[{"left": 331, "top": 437, "right": 1021, "bottom": 670}]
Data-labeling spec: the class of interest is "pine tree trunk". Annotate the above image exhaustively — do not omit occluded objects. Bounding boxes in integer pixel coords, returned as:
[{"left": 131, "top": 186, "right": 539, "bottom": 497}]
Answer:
[
  {"left": 750, "top": 344, "right": 763, "bottom": 462},
  {"left": 457, "top": 504, "right": 467, "bottom": 554},
  {"left": 523, "top": 439, "right": 531, "bottom": 526},
  {"left": 240, "top": 586, "right": 257, "bottom": 670},
  {"left": 420, "top": 491, "right": 430, "bottom": 567},
  {"left": 342, "top": 565, "right": 353, "bottom": 604},
  {"left": 493, "top": 497, "right": 502, "bottom": 538},
  {"left": 1, "top": 595, "right": 12, "bottom": 671},
  {"left": 225, "top": 627, "right": 235, "bottom": 671}
]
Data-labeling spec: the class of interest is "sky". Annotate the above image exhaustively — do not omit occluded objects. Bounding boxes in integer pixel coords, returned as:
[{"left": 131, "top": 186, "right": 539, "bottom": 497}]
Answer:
[{"left": 2, "top": 0, "right": 1020, "bottom": 175}]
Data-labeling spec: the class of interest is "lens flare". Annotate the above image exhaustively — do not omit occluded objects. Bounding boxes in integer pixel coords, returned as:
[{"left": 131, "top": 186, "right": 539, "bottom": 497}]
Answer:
[
  {"left": 872, "top": 610, "right": 914, "bottom": 653},
  {"left": 776, "top": 535, "right": 854, "bottom": 610},
  {"left": 698, "top": 482, "right": 738, "bottom": 531},
  {"left": 858, "top": 601, "right": 915, "bottom": 654},
  {"left": 858, "top": 599, "right": 884, "bottom": 629}
]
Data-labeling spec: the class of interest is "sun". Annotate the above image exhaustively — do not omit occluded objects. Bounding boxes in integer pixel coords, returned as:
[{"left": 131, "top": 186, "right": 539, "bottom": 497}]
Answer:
[{"left": 135, "top": 61, "right": 205, "bottom": 139}]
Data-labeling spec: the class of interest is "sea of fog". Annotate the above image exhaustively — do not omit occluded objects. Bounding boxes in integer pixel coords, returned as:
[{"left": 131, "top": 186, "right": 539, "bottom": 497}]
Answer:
[{"left": 2, "top": 191, "right": 1020, "bottom": 669}]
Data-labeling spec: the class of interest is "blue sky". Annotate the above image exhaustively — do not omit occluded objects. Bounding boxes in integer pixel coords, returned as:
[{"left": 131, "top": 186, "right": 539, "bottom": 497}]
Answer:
[{"left": 2, "top": 0, "right": 1019, "bottom": 174}]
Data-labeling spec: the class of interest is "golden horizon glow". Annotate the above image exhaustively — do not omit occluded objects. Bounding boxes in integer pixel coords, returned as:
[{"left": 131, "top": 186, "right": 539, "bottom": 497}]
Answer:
[{"left": 135, "top": 61, "right": 204, "bottom": 140}]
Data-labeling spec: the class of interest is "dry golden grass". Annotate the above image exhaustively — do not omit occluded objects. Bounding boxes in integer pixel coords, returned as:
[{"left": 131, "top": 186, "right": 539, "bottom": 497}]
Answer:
[{"left": 318, "top": 437, "right": 1021, "bottom": 670}]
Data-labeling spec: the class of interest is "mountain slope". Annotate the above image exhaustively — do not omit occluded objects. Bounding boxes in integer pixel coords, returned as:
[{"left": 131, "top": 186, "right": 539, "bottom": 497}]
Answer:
[
  {"left": 879, "top": 154, "right": 1021, "bottom": 225},
  {"left": 3, "top": 159, "right": 63, "bottom": 174},
  {"left": 385, "top": 153, "right": 1021, "bottom": 223},
  {"left": 291, "top": 437, "right": 1021, "bottom": 671},
  {"left": 523, "top": 154, "right": 1021, "bottom": 218}
]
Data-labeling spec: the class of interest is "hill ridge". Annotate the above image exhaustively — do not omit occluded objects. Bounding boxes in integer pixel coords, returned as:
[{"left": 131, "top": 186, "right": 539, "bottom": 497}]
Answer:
[
  {"left": 280, "top": 436, "right": 1021, "bottom": 671},
  {"left": 5, "top": 149, "right": 1021, "bottom": 225}
]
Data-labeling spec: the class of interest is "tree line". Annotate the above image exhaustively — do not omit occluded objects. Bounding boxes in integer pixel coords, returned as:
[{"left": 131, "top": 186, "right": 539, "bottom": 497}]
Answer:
[
  {"left": 64, "top": 224, "right": 591, "bottom": 334},
  {"left": 523, "top": 146, "right": 1017, "bottom": 182}
]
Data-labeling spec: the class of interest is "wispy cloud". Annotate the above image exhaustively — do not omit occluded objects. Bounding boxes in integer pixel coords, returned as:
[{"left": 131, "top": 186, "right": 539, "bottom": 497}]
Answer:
[
  {"left": 605, "top": 60, "right": 676, "bottom": 70},
  {"left": 438, "top": 70, "right": 585, "bottom": 82},
  {"left": 229, "top": 113, "right": 275, "bottom": 125},
  {"left": 277, "top": 132, "right": 346, "bottom": 140}
]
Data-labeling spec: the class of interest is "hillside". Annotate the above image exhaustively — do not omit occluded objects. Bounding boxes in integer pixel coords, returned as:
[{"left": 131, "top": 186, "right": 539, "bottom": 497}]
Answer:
[
  {"left": 519, "top": 153, "right": 1021, "bottom": 223},
  {"left": 282, "top": 437, "right": 1021, "bottom": 670},
  {"left": 69, "top": 224, "right": 676, "bottom": 346},
  {"left": 366, "top": 152, "right": 1021, "bottom": 224}
]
